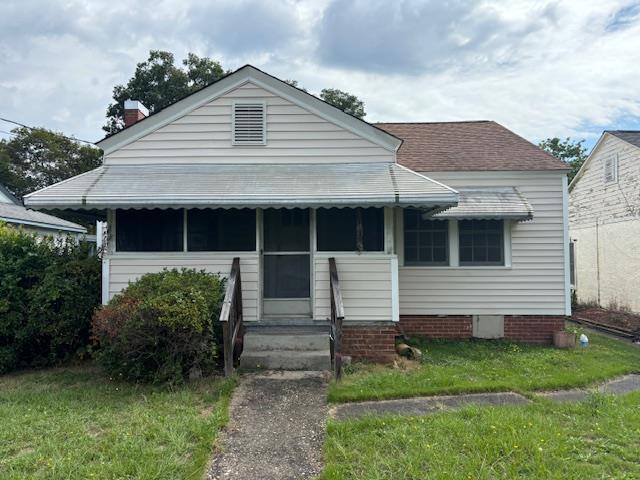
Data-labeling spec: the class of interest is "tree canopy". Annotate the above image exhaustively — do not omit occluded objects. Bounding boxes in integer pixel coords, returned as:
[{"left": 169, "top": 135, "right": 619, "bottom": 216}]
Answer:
[
  {"left": 104, "top": 51, "right": 368, "bottom": 132},
  {"left": 103, "top": 51, "right": 226, "bottom": 134},
  {"left": 0, "top": 127, "right": 102, "bottom": 200},
  {"left": 538, "top": 137, "right": 588, "bottom": 182}
]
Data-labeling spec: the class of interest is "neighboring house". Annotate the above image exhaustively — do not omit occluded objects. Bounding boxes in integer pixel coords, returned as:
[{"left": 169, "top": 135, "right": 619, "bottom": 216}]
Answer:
[
  {"left": 24, "top": 65, "right": 570, "bottom": 362},
  {"left": 0, "top": 182, "right": 86, "bottom": 239},
  {"left": 569, "top": 131, "right": 640, "bottom": 313}
]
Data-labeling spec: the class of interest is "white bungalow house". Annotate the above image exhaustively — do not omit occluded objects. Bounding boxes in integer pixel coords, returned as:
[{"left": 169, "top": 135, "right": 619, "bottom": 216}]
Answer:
[
  {"left": 1, "top": 182, "right": 87, "bottom": 239},
  {"left": 569, "top": 131, "right": 640, "bottom": 313},
  {"left": 25, "top": 65, "right": 570, "bottom": 366}
]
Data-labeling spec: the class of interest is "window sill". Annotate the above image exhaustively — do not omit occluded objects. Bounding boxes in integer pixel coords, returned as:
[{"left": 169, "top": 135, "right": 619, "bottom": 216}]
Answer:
[{"left": 401, "top": 265, "right": 512, "bottom": 270}]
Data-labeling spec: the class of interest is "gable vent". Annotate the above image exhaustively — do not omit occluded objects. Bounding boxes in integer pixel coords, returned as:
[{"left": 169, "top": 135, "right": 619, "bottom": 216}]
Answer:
[
  {"left": 232, "top": 103, "right": 266, "bottom": 145},
  {"left": 604, "top": 153, "right": 618, "bottom": 183}
]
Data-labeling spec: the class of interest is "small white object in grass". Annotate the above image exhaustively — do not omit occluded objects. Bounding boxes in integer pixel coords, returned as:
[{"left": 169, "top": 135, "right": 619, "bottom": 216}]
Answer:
[{"left": 579, "top": 334, "right": 589, "bottom": 347}]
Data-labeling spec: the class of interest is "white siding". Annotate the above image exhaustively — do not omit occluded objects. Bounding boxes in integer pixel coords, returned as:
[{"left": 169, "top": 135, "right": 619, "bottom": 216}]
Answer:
[
  {"left": 569, "top": 134, "right": 640, "bottom": 312},
  {"left": 106, "top": 253, "right": 259, "bottom": 321},
  {"left": 314, "top": 254, "right": 396, "bottom": 322},
  {"left": 398, "top": 171, "right": 568, "bottom": 315},
  {"left": 104, "top": 82, "right": 393, "bottom": 165}
]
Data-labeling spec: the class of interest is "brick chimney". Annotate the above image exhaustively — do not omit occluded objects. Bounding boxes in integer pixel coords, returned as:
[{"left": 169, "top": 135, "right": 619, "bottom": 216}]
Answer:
[{"left": 123, "top": 100, "right": 149, "bottom": 128}]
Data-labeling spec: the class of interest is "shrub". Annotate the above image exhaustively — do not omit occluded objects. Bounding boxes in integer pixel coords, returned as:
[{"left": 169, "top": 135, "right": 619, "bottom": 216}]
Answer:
[
  {"left": 0, "top": 223, "right": 100, "bottom": 373},
  {"left": 92, "top": 268, "right": 224, "bottom": 385}
]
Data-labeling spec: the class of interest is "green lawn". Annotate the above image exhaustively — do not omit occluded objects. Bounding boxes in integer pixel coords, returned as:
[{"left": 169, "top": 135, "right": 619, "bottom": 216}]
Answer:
[
  {"left": 0, "top": 366, "right": 234, "bottom": 480},
  {"left": 322, "top": 392, "right": 640, "bottom": 479},
  {"left": 330, "top": 332, "right": 640, "bottom": 402}
]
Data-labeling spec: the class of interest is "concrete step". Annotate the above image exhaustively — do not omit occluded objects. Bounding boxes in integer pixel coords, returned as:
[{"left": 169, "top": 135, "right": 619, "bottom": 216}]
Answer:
[
  {"left": 244, "top": 332, "right": 330, "bottom": 351},
  {"left": 240, "top": 349, "right": 332, "bottom": 371}
]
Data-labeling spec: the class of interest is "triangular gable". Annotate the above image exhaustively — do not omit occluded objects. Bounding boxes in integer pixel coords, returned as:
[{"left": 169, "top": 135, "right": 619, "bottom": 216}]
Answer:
[{"left": 97, "top": 65, "right": 402, "bottom": 155}]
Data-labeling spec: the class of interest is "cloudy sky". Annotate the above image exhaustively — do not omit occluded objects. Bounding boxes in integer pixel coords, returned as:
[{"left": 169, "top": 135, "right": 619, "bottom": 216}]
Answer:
[{"left": 1, "top": 0, "right": 639, "bottom": 149}]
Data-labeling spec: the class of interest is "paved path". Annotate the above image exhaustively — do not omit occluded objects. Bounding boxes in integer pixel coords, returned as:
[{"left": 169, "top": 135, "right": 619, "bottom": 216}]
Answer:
[
  {"left": 332, "top": 374, "right": 640, "bottom": 420},
  {"left": 207, "top": 371, "right": 329, "bottom": 480}
]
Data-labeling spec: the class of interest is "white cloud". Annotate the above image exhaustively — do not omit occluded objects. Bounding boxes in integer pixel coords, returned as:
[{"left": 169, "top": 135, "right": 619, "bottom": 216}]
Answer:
[{"left": 0, "top": 0, "right": 639, "bottom": 146}]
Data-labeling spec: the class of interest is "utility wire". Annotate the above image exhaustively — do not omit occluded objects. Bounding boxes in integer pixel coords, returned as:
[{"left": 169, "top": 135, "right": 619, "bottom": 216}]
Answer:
[{"left": 0, "top": 116, "right": 97, "bottom": 145}]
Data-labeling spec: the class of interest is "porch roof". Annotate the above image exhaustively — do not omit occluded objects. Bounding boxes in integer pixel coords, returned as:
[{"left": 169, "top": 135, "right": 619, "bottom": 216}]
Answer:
[
  {"left": 434, "top": 187, "right": 533, "bottom": 221},
  {"left": 23, "top": 162, "right": 458, "bottom": 210}
]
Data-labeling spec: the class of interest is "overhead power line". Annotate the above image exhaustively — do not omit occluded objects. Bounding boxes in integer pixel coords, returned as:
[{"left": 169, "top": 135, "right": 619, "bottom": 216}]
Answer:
[{"left": 0, "top": 116, "right": 97, "bottom": 145}]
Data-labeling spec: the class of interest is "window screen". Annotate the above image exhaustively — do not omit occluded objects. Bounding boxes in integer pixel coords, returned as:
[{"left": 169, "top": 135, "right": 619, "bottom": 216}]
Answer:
[
  {"left": 187, "top": 209, "right": 255, "bottom": 251},
  {"left": 116, "top": 209, "right": 183, "bottom": 252},
  {"left": 403, "top": 209, "right": 448, "bottom": 265},
  {"left": 316, "top": 208, "right": 384, "bottom": 252},
  {"left": 459, "top": 219, "right": 504, "bottom": 266}
]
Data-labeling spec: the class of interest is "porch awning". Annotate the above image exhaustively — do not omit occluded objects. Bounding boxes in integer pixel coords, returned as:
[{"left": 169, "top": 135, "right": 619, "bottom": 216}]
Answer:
[
  {"left": 434, "top": 187, "right": 533, "bottom": 221},
  {"left": 23, "top": 163, "right": 458, "bottom": 210}
]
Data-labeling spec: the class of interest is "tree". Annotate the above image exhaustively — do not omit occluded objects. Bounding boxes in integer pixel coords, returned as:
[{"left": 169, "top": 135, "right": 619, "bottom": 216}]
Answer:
[
  {"left": 538, "top": 137, "right": 588, "bottom": 182},
  {"left": 320, "top": 88, "right": 366, "bottom": 119},
  {"left": 103, "top": 50, "right": 226, "bottom": 134},
  {"left": 0, "top": 127, "right": 102, "bottom": 200}
]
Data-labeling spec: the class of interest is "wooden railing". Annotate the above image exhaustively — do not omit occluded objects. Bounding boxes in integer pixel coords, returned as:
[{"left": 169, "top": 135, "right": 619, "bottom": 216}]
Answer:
[
  {"left": 329, "top": 257, "right": 345, "bottom": 379},
  {"left": 220, "top": 257, "right": 243, "bottom": 377}
]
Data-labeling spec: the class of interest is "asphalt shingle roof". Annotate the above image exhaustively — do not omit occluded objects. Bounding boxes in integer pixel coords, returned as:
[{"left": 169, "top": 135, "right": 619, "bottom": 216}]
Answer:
[
  {"left": 376, "top": 121, "right": 569, "bottom": 172},
  {"left": 607, "top": 130, "right": 640, "bottom": 149}
]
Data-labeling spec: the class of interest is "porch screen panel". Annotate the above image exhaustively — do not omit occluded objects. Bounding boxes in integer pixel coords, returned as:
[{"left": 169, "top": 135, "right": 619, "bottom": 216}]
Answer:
[
  {"left": 187, "top": 209, "right": 255, "bottom": 251},
  {"left": 316, "top": 207, "right": 384, "bottom": 251},
  {"left": 116, "top": 209, "right": 183, "bottom": 252},
  {"left": 263, "top": 255, "right": 311, "bottom": 298}
]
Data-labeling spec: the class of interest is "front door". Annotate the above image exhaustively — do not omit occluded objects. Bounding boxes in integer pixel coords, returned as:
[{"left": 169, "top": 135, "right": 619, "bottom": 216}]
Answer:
[{"left": 262, "top": 208, "right": 311, "bottom": 317}]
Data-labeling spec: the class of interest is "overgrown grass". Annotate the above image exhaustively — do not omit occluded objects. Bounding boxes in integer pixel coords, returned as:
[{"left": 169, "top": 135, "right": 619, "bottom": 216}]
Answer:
[
  {"left": 0, "top": 365, "right": 235, "bottom": 479},
  {"left": 322, "top": 392, "right": 640, "bottom": 479},
  {"left": 330, "top": 332, "right": 640, "bottom": 402}
]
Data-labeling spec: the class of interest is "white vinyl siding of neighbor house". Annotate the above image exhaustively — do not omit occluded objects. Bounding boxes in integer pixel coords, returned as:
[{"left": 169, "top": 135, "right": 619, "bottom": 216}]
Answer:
[
  {"left": 313, "top": 254, "right": 397, "bottom": 322},
  {"left": 569, "top": 134, "right": 640, "bottom": 312},
  {"left": 105, "top": 253, "right": 260, "bottom": 321},
  {"left": 397, "top": 171, "right": 568, "bottom": 315},
  {"left": 104, "top": 82, "right": 394, "bottom": 165}
]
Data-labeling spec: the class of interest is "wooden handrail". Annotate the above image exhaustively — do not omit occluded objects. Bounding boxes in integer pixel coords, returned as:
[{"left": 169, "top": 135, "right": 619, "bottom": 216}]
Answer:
[
  {"left": 220, "top": 257, "right": 243, "bottom": 377},
  {"left": 329, "top": 257, "right": 345, "bottom": 379}
]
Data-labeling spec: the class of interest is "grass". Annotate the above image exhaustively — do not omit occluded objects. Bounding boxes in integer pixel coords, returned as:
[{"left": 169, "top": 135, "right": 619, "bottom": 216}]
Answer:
[
  {"left": 329, "top": 332, "right": 640, "bottom": 403},
  {"left": 0, "top": 365, "right": 235, "bottom": 480},
  {"left": 322, "top": 392, "right": 640, "bottom": 479}
]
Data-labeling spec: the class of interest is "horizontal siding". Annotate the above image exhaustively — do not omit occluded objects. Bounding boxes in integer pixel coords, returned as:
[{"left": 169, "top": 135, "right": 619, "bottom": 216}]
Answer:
[
  {"left": 107, "top": 253, "right": 259, "bottom": 321},
  {"left": 570, "top": 134, "right": 640, "bottom": 227},
  {"left": 314, "top": 255, "right": 394, "bottom": 322},
  {"left": 105, "top": 82, "right": 393, "bottom": 165},
  {"left": 399, "top": 171, "right": 568, "bottom": 315}
]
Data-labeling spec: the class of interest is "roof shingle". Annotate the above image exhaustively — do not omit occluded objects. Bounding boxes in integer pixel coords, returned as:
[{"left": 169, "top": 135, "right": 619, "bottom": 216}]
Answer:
[
  {"left": 607, "top": 130, "right": 640, "bottom": 149},
  {"left": 376, "top": 121, "right": 569, "bottom": 172}
]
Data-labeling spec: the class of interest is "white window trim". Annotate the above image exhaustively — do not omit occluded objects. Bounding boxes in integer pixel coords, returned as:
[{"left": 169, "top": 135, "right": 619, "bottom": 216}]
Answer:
[
  {"left": 231, "top": 101, "right": 267, "bottom": 146},
  {"left": 398, "top": 215, "right": 513, "bottom": 269}
]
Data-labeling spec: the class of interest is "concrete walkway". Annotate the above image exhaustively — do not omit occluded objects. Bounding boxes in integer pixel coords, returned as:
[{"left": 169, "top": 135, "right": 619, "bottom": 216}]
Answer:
[
  {"left": 332, "top": 374, "right": 640, "bottom": 421},
  {"left": 207, "top": 371, "right": 329, "bottom": 480}
]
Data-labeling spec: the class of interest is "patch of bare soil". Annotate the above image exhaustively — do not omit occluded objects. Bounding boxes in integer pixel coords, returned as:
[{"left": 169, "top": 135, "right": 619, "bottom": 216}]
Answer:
[{"left": 573, "top": 305, "right": 640, "bottom": 333}]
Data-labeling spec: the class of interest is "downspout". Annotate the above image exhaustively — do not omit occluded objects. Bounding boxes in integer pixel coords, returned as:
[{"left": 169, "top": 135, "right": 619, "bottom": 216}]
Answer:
[{"left": 595, "top": 217, "right": 601, "bottom": 306}]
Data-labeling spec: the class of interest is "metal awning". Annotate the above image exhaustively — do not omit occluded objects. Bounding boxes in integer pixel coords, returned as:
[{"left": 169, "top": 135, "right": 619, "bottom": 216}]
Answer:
[
  {"left": 434, "top": 187, "right": 533, "bottom": 221},
  {"left": 0, "top": 203, "right": 86, "bottom": 233},
  {"left": 23, "top": 163, "right": 458, "bottom": 210}
]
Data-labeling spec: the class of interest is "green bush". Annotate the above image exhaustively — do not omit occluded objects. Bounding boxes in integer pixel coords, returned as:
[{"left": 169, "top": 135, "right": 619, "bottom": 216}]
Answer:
[
  {"left": 0, "top": 223, "right": 100, "bottom": 373},
  {"left": 92, "top": 268, "right": 224, "bottom": 385}
]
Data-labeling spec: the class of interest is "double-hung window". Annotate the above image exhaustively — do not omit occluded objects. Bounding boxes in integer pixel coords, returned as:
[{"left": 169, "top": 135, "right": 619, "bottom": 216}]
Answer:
[
  {"left": 459, "top": 219, "right": 504, "bottom": 266},
  {"left": 403, "top": 209, "right": 448, "bottom": 265}
]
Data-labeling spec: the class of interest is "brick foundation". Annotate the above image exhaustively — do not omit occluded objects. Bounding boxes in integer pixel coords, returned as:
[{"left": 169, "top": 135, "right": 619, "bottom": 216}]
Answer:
[
  {"left": 341, "top": 315, "right": 566, "bottom": 362},
  {"left": 341, "top": 325, "right": 397, "bottom": 363},
  {"left": 399, "top": 315, "right": 473, "bottom": 338},
  {"left": 504, "top": 315, "right": 566, "bottom": 344}
]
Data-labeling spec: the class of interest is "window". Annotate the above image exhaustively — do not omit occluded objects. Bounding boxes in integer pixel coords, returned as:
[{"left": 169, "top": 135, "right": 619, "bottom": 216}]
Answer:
[
  {"left": 403, "top": 209, "right": 448, "bottom": 265},
  {"left": 116, "top": 209, "right": 183, "bottom": 252},
  {"left": 316, "top": 208, "right": 384, "bottom": 252},
  {"left": 459, "top": 219, "right": 504, "bottom": 266},
  {"left": 604, "top": 154, "right": 618, "bottom": 183},
  {"left": 232, "top": 103, "right": 266, "bottom": 145},
  {"left": 569, "top": 240, "right": 576, "bottom": 288},
  {"left": 187, "top": 209, "right": 255, "bottom": 251}
]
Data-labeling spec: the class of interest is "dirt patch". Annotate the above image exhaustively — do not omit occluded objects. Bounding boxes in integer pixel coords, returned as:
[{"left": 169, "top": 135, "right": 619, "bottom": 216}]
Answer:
[{"left": 573, "top": 305, "right": 640, "bottom": 333}]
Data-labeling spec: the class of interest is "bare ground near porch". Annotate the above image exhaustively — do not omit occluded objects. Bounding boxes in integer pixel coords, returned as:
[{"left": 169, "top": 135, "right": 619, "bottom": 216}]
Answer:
[{"left": 573, "top": 304, "right": 640, "bottom": 335}]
